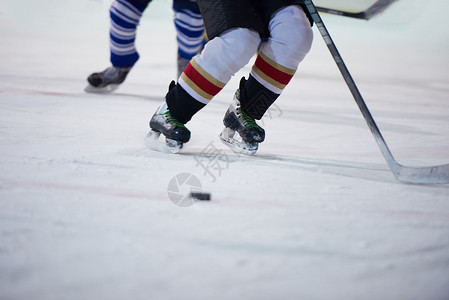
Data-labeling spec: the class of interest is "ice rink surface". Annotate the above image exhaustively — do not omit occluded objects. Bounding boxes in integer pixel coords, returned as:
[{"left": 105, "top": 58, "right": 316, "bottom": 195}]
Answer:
[{"left": 1, "top": 0, "right": 448, "bottom": 299}]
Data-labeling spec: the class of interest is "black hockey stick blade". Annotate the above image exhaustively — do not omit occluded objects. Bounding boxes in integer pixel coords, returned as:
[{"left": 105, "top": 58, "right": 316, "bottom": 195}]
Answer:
[
  {"left": 304, "top": 0, "right": 449, "bottom": 184},
  {"left": 316, "top": 0, "right": 397, "bottom": 20}
]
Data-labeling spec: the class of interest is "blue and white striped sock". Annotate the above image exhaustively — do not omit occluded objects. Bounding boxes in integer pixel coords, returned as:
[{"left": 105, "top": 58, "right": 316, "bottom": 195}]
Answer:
[
  {"left": 173, "top": 1, "right": 205, "bottom": 61},
  {"left": 109, "top": 0, "right": 148, "bottom": 67}
]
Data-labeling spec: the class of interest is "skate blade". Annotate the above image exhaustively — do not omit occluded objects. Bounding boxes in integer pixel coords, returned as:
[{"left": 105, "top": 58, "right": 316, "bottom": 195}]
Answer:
[
  {"left": 84, "top": 84, "right": 119, "bottom": 94},
  {"left": 219, "top": 128, "right": 258, "bottom": 155},
  {"left": 144, "top": 130, "right": 183, "bottom": 154},
  {"left": 165, "top": 138, "right": 183, "bottom": 154}
]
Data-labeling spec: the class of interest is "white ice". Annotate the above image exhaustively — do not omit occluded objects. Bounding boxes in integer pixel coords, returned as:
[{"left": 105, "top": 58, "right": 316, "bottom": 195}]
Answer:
[{"left": 1, "top": 0, "right": 449, "bottom": 299}]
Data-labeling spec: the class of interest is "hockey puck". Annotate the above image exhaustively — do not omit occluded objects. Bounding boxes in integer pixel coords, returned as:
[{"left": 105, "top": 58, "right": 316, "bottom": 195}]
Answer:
[{"left": 190, "top": 192, "right": 211, "bottom": 201}]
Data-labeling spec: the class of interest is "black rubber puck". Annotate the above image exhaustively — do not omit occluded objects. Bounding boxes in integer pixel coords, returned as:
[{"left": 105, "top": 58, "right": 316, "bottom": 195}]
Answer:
[{"left": 190, "top": 192, "right": 211, "bottom": 201}]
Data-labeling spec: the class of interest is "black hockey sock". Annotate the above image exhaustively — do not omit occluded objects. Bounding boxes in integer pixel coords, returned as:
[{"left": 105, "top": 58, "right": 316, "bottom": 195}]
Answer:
[
  {"left": 239, "top": 75, "right": 279, "bottom": 120},
  {"left": 165, "top": 81, "right": 205, "bottom": 124},
  {"left": 129, "top": 0, "right": 151, "bottom": 10}
]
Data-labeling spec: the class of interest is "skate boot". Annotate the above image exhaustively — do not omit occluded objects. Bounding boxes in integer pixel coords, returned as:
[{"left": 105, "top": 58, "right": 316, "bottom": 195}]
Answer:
[
  {"left": 85, "top": 66, "right": 132, "bottom": 93},
  {"left": 145, "top": 102, "right": 190, "bottom": 154},
  {"left": 220, "top": 89, "right": 265, "bottom": 155}
]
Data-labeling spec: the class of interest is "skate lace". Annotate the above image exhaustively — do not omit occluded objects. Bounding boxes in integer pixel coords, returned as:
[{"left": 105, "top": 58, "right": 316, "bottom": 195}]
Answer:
[
  {"left": 163, "top": 111, "right": 185, "bottom": 128},
  {"left": 237, "top": 106, "right": 262, "bottom": 130}
]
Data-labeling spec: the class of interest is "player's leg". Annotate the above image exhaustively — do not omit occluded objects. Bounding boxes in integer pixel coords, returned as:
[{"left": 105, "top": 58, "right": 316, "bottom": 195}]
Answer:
[
  {"left": 220, "top": 4, "right": 313, "bottom": 153},
  {"left": 86, "top": 0, "right": 151, "bottom": 92},
  {"left": 241, "top": 4, "right": 313, "bottom": 120},
  {"left": 173, "top": 0, "right": 205, "bottom": 77}
]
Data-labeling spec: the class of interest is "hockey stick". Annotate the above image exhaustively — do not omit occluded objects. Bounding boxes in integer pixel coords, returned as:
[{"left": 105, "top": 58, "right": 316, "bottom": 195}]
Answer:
[
  {"left": 303, "top": 0, "right": 449, "bottom": 184},
  {"left": 316, "top": 0, "right": 397, "bottom": 20}
]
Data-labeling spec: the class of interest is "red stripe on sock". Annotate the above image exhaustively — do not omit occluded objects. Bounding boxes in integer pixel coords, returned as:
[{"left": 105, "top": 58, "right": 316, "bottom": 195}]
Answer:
[
  {"left": 254, "top": 55, "right": 293, "bottom": 86},
  {"left": 183, "top": 63, "right": 222, "bottom": 97}
]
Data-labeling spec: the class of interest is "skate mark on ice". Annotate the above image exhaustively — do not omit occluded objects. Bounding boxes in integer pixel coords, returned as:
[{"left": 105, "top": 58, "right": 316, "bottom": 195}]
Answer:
[
  {"left": 0, "top": 177, "right": 155, "bottom": 200},
  {"left": 182, "top": 237, "right": 449, "bottom": 261}
]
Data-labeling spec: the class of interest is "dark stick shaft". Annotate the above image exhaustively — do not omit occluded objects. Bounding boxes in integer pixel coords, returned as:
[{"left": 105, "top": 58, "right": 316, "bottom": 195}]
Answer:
[{"left": 303, "top": 0, "right": 398, "bottom": 172}]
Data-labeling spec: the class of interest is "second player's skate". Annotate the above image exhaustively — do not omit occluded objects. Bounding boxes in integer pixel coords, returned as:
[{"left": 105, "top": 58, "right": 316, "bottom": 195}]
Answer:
[
  {"left": 219, "top": 93, "right": 265, "bottom": 155},
  {"left": 85, "top": 66, "right": 132, "bottom": 93},
  {"left": 145, "top": 103, "right": 190, "bottom": 154}
]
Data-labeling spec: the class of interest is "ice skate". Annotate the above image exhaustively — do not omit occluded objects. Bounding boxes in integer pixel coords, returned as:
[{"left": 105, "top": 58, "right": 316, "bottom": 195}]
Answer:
[
  {"left": 145, "top": 102, "right": 190, "bottom": 154},
  {"left": 220, "top": 90, "right": 265, "bottom": 155},
  {"left": 85, "top": 66, "right": 132, "bottom": 93}
]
